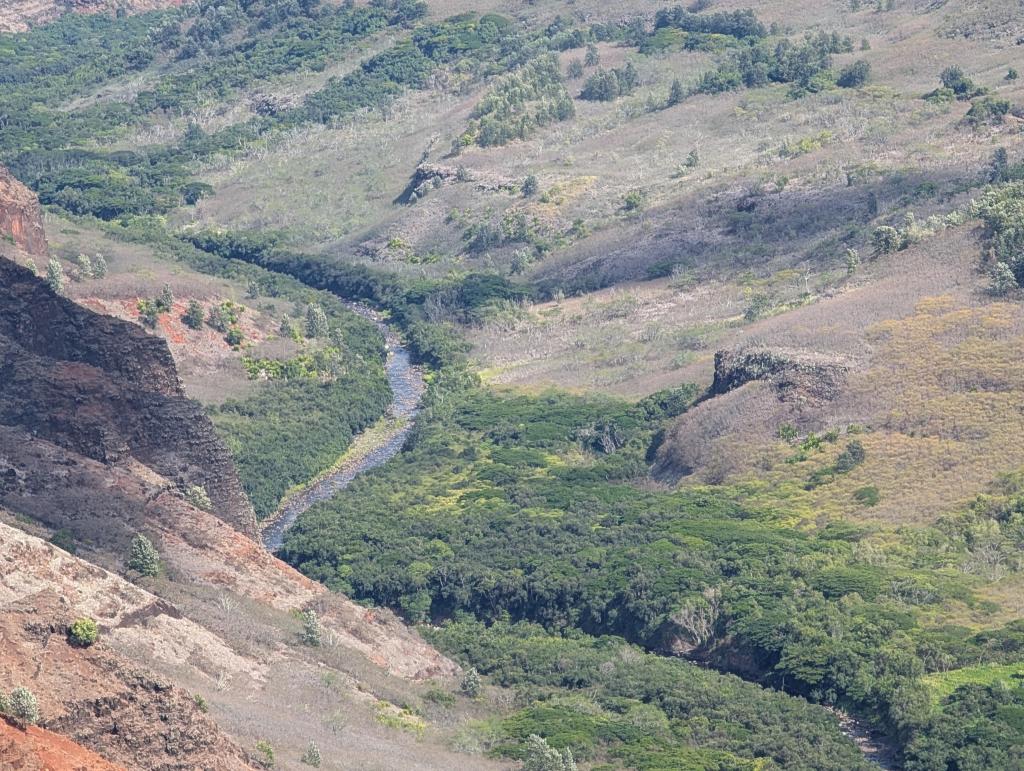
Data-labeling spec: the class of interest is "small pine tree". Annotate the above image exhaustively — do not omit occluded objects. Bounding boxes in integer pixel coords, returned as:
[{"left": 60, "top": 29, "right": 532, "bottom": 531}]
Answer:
[
  {"left": 301, "top": 741, "right": 322, "bottom": 767},
  {"left": 460, "top": 667, "right": 481, "bottom": 697},
  {"left": 300, "top": 609, "right": 322, "bottom": 647},
  {"left": 9, "top": 687, "right": 40, "bottom": 725},
  {"left": 567, "top": 58, "right": 584, "bottom": 79},
  {"left": 183, "top": 300, "right": 205, "bottom": 330},
  {"left": 522, "top": 175, "right": 539, "bottom": 197},
  {"left": 74, "top": 253, "right": 93, "bottom": 280},
  {"left": 127, "top": 533, "right": 161, "bottom": 577},
  {"left": 1007, "top": 67, "right": 1019, "bottom": 81},
  {"left": 158, "top": 283, "right": 174, "bottom": 312},
  {"left": 305, "top": 304, "right": 329, "bottom": 338},
  {"left": 668, "top": 78, "right": 685, "bottom": 106},
  {"left": 46, "top": 257, "right": 65, "bottom": 295},
  {"left": 584, "top": 43, "right": 599, "bottom": 67},
  {"left": 92, "top": 254, "right": 108, "bottom": 278},
  {"left": 845, "top": 248, "right": 860, "bottom": 276}
]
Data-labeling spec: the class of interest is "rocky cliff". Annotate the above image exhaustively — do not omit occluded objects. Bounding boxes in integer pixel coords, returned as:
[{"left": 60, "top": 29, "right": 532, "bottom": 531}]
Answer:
[
  {"left": 0, "top": 0, "right": 183, "bottom": 33},
  {"left": 0, "top": 166, "right": 47, "bottom": 257},
  {"left": 0, "top": 256, "right": 258, "bottom": 537}
]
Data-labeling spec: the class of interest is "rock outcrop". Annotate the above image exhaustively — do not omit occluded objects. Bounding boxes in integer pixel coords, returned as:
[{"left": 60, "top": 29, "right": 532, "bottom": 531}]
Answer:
[
  {"left": 711, "top": 347, "right": 848, "bottom": 405},
  {"left": 0, "top": 166, "right": 47, "bottom": 257},
  {"left": 0, "top": 257, "right": 258, "bottom": 538}
]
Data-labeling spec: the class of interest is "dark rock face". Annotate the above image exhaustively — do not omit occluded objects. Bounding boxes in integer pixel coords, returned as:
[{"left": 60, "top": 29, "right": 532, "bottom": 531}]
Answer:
[
  {"left": 0, "top": 257, "right": 258, "bottom": 538},
  {"left": 0, "top": 165, "right": 48, "bottom": 256},
  {"left": 711, "top": 347, "right": 848, "bottom": 404}
]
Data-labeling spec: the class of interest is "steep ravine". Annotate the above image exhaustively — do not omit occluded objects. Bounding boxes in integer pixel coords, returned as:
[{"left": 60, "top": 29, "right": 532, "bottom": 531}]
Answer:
[{"left": 261, "top": 304, "right": 425, "bottom": 551}]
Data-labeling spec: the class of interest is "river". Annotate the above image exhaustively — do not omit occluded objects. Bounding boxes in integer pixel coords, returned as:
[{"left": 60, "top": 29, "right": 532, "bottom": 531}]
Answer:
[
  {"left": 260, "top": 305, "right": 425, "bottom": 552},
  {"left": 258, "top": 306, "right": 897, "bottom": 768}
]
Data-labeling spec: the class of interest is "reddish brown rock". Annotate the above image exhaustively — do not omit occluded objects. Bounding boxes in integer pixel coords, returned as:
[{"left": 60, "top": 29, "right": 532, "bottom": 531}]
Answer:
[{"left": 0, "top": 166, "right": 47, "bottom": 258}]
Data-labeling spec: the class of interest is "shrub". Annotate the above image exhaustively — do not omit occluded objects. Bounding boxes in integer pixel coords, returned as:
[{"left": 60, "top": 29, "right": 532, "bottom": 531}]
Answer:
[
  {"left": 854, "top": 486, "right": 880, "bottom": 506},
  {"left": 254, "top": 739, "right": 275, "bottom": 769},
  {"left": 567, "top": 58, "right": 583, "bottom": 79},
  {"left": 68, "top": 617, "right": 99, "bottom": 647},
  {"left": 9, "top": 687, "right": 40, "bottom": 725},
  {"left": 990, "top": 262, "right": 1018, "bottom": 296},
  {"left": 1007, "top": 68, "right": 1019, "bottom": 81},
  {"left": 424, "top": 687, "right": 456, "bottom": 707},
  {"left": 92, "top": 254, "right": 108, "bottom": 278},
  {"left": 872, "top": 225, "right": 903, "bottom": 256},
  {"left": 225, "top": 326, "right": 245, "bottom": 347},
  {"left": 183, "top": 484, "right": 213, "bottom": 511},
  {"left": 939, "top": 65, "right": 985, "bottom": 100},
  {"left": 301, "top": 741, "right": 322, "bottom": 767},
  {"left": 127, "top": 533, "right": 160, "bottom": 577},
  {"left": 836, "top": 59, "right": 870, "bottom": 88},
  {"left": 193, "top": 693, "right": 209, "bottom": 713},
  {"left": 965, "top": 97, "right": 1010, "bottom": 128},
  {"left": 622, "top": 189, "right": 646, "bottom": 212},
  {"left": 584, "top": 43, "right": 599, "bottom": 67},
  {"left": 522, "top": 175, "right": 539, "bottom": 197}
]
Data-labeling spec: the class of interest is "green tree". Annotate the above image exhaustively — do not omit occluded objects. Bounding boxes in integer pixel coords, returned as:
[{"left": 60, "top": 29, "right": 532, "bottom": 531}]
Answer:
[
  {"left": 460, "top": 667, "right": 482, "bottom": 697},
  {"left": 183, "top": 300, "right": 205, "bottom": 329},
  {"left": 567, "top": 58, "right": 583, "bottom": 79},
  {"left": 158, "top": 283, "right": 174, "bottom": 312},
  {"left": 300, "top": 609, "right": 322, "bottom": 647},
  {"left": 68, "top": 617, "right": 99, "bottom": 647},
  {"left": 990, "top": 261, "right": 1017, "bottom": 296},
  {"left": 92, "top": 253, "right": 108, "bottom": 278},
  {"left": 9, "top": 687, "right": 39, "bottom": 725},
  {"left": 301, "top": 741, "right": 322, "bottom": 767},
  {"left": 522, "top": 175, "right": 539, "bottom": 197},
  {"left": 127, "top": 533, "right": 161, "bottom": 577},
  {"left": 668, "top": 77, "right": 685, "bottom": 106},
  {"left": 46, "top": 257, "right": 65, "bottom": 295},
  {"left": 1007, "top": 67, "right": 1019, "bottom": 81},
  {"left": 225, "top": 326, "right": 245, "bottom": 347},
  {"left": 522, "top": 734, "right": 575, "bottom": 771},
  {"left": 837, "top": 60, "right": 870, "bottom": 87},
  {"left": 584, "top": 43, "right": 599, "bottom": 67},
  {"left": 305, "top": 303, "right": 329, "bottom": 338}
]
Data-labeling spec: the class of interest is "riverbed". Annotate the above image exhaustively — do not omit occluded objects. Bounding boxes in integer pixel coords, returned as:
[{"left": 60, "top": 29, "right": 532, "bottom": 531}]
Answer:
[{"left": 260, "top": 306, "right": 425, "bottom": 551}]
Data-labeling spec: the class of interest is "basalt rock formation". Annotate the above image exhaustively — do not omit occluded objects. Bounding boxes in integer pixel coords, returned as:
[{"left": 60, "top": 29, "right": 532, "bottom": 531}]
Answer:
[
  {"left": 0, "top": 256, "right": 258, "bottom": 538},
  {"left": 711, "top": 347, "right": 849, "bottom": 405},
  {"left": 0, "top": 166, "right": 47, "bottom": 257}
]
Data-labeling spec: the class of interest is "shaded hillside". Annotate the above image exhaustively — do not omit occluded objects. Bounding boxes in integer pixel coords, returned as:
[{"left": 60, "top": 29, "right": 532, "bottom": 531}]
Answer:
[{"left": 0, "top": 256, "right": 259, "bottom": 538}]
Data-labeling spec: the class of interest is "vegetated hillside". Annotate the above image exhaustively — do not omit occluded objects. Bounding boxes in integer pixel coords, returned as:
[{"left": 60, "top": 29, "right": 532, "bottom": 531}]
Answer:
[
  {"left": 5, "top": 0, "right": 1024, "bottom": 768},
  {"left": 0, "top": 253, "right": 502, "bottom": 770}
]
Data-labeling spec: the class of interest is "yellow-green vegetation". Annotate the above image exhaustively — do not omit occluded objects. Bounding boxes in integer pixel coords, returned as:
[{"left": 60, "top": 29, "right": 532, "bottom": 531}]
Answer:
[
  {"left": 375, "top": 701, "right": 426, "bottom": 738},
  {"left": 922, "top": 662, "right": 1024, "bottom": 704}
]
